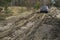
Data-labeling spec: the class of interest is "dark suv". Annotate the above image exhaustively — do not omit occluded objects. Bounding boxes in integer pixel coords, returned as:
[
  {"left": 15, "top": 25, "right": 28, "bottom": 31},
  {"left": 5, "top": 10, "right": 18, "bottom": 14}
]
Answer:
[{"left": 40, "top": 5, "right": 49, "bottom": 13}]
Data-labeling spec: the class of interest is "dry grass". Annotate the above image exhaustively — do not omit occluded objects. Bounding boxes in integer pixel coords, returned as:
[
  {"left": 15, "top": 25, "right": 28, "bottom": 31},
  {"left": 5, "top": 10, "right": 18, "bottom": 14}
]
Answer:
[
  {"left": 8, "top": 6, "right": 33, "bottom": 16},
  {"left": 0, "top": 6, "right": 34, "bottom": 20},
  {"left": 7, "top": 7, "right": 34, "bottom": 18}
]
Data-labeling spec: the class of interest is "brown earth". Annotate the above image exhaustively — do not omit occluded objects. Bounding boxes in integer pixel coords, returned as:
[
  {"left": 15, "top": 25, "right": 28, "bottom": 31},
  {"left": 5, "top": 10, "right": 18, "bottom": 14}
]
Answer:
[{"left": 0, "top": 7, "right": 60, "bottom": 40}]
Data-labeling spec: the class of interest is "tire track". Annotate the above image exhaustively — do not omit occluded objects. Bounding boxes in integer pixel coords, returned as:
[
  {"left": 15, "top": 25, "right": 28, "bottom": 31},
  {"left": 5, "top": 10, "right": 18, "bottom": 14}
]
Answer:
[
  {"left": 0, "top": 12, "right": 36, "bottom": 38},
  {"left": 12, "top": 14, "right": 46, "bottom": 40}
]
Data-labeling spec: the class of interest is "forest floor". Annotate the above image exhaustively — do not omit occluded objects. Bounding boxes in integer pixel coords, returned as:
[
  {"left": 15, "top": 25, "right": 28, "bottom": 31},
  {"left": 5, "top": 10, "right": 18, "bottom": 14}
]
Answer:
[{"left": 0, "top": 7, "right": 60, "bottom": 40}]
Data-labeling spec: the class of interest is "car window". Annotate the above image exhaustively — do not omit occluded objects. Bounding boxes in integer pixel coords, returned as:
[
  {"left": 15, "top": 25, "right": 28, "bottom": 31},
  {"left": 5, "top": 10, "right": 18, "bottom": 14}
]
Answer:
[{"left": 41, "top": 6, "right": 48, "bottom": 9}]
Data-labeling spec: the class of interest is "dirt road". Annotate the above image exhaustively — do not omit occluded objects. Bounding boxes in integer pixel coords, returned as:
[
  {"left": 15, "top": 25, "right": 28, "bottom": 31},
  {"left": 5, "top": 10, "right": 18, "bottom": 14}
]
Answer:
[{"left": 0, "top": 7, "right": 60, "bottom": 40}]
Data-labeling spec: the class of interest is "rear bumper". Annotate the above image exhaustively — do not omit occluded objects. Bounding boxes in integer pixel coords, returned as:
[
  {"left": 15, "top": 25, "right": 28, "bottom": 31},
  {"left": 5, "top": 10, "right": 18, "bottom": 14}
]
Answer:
[{"left": 40, "top": 11, "right": 48, "bottom": 13}]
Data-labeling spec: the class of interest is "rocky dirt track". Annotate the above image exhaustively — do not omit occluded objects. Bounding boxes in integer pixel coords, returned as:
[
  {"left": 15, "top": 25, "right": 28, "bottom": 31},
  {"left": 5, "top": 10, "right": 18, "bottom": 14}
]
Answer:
[{"left": 0, "top": 7, "right": 60, "bottom": 40}]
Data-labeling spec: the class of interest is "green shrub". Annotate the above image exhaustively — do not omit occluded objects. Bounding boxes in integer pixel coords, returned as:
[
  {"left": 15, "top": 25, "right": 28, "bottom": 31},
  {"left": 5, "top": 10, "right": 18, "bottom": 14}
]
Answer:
[
  {"left": 0, "top": 0, "right": 11, "bottom": 13},
  {"left": 0, "top": 8, "right": 13, "bottom": 20},
  {"left": 34, "top": 2, "right": 40, "bottom": 10}
]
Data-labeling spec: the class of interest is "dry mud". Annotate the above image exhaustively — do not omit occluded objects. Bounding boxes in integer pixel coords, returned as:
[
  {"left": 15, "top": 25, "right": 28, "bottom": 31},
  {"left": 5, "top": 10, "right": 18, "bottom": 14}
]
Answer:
[{"left": 0, "top": 7, "right": 60, "bottom": 40}]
